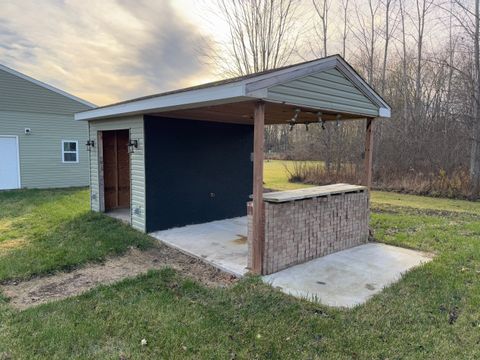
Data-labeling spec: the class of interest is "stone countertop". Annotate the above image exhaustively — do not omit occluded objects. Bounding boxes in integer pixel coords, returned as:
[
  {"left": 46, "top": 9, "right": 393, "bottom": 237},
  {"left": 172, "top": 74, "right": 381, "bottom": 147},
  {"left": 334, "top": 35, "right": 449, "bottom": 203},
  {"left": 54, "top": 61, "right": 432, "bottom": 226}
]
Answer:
[{"left": 262, "top": 183, "right": 367, "bottom": 203}]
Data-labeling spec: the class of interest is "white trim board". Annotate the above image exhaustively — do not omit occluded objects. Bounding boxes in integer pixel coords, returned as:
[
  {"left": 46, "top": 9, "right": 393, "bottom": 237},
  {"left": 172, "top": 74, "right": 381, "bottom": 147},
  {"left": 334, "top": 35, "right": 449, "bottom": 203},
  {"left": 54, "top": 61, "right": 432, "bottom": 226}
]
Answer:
[
  {"left": 0, "top": 63, "right": 96, "bottom": 108},
  {"left": 75, "top": 55, "right": 391, "bottom": 121},
  {"left": 76, "top": 87, "right": 249, "bottom": 121},
  {"left": 61, "top": 140, "right": 80, "bottom": 164}
]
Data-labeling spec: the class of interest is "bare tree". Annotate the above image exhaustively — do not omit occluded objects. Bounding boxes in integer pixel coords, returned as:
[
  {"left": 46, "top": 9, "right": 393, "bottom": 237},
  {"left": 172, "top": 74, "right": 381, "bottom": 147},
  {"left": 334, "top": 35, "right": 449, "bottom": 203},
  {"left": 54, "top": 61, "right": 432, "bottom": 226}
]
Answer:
[
  {"left": 442, "top": 0, "right": 480, "bottom": 194},
  {"left": 412, "top": 0, "right": 434, "bottom": 116},
  {"left": 341, "top": 0, "right": 350, "bottom": 58},
  {"left": 399, "top": 0, "right": 409, "bottom": 125},
  {"left": 380, "top": 0, "right": 399, "bottom": 93},
  {"left": 312, "top": 0, "right": 331, "bottom": 57},
  {"left": 206, "top": 0, "right": 480, "bottom": 198},
  {"left": 350, "top": 0, "right": 381, "bottom": 84},
  {"left": 208, "top": 0, "right": 300, "bottom": 76},
  {"left": 473, "top": 0, "right": 480, "bottom": 193}
]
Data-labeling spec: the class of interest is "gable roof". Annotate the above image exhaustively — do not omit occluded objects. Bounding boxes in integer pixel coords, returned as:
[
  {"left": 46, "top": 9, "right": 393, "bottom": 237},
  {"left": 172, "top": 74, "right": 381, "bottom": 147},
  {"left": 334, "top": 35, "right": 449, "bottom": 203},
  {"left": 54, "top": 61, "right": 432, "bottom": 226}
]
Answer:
[
  {"left": 75, "top": 55, "right": 390, "bottom": 121},
  {"left": 0, "top": 63, "right": 96, "bottom": 108}
]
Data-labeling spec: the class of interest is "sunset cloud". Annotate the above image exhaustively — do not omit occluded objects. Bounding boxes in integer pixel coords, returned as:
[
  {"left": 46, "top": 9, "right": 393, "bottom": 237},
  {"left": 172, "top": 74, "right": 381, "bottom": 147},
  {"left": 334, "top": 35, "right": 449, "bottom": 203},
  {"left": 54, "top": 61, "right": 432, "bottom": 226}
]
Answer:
[{"left": 0, "top": 0, "right": 214, "bottom": 105}]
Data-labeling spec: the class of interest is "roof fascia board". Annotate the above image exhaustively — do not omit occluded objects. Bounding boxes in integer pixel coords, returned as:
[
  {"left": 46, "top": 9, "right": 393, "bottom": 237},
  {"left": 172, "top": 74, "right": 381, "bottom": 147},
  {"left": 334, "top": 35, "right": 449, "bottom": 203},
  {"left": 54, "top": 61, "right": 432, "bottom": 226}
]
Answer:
[
  {"left": 0, "top": 64, "right": 96, "bottom": 108},
  {"left": 75, "top": 83, "right": 248, "bottom": 121},
  {"left": 379, "top": 107, "right": 391, "bottom": 117},
  {"left": 246, "top": 88, "right": 268, "bottom": 97}
]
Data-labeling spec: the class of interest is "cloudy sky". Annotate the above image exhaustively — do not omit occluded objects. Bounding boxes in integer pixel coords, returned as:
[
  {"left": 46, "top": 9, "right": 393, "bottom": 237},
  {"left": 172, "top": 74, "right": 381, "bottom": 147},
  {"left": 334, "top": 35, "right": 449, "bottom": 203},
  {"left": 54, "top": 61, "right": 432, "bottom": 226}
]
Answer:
[
  {"left": 0, "top": 0, "right": 226, "bottom": 105},
  {"left": 0, "top": 1, "right": 446, "bottom": 107}
]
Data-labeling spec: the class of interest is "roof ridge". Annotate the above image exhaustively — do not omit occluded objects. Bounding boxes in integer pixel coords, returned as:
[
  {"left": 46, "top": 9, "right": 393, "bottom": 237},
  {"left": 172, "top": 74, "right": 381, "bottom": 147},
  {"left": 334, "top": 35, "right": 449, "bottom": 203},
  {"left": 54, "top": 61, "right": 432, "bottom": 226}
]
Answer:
[{"left": 91, "top": 55, "right": 341, "bottom": 111}]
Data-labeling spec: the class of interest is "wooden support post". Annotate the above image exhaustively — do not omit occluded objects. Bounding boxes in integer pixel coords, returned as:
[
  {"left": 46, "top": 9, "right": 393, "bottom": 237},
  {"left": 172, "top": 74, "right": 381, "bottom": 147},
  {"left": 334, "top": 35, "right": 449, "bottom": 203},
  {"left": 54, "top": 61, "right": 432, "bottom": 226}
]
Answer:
[
  {"left": 252, "top": 101, "right": 265, "bottom": 274},
  {"left": 364, "top": 118, "right": 374, "bottom": 189}
]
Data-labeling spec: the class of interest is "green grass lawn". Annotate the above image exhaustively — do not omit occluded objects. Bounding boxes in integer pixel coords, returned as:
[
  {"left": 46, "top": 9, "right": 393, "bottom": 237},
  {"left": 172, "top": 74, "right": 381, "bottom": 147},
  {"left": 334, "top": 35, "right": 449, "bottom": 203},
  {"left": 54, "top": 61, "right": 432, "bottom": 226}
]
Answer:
[
  {"left": 0, "top": 188, "right": 153, "bottom": 282},
  {"left": 264, "top": 159, "right": 317, "bottom": 190},
  {"left": 1, "top": 169, "right": 480, "bottom": 358}
]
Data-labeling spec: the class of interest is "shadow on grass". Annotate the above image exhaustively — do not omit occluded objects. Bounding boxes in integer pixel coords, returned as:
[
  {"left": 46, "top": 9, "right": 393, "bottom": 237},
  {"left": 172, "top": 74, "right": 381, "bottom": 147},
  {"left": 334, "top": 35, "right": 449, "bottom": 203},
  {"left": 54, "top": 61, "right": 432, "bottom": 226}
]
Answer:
[
  {"left": 0, "top": 187, "right": 88, "bottom": 218},
  {"left": 0, "top": 187, "right": 90, "bottom": 243},
  {"left": 0, "top": 211, "right": 154, "bottom": 282}
]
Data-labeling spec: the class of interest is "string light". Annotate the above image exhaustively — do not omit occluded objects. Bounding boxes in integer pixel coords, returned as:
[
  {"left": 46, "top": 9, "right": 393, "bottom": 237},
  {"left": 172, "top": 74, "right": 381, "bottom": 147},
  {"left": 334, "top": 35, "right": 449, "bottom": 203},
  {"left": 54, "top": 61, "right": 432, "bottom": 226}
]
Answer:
[
  {"left": 291, "top": 108, "right": 301, "bottom": 122},
  {"left": 285, "top": 110, "right": 344, "bottom": 131},
  {"left": 288, "top": 108, "right": 301, "bottom": 131},
  {"left": 316, "top": 112, "right": 326, "bottom": 130}
]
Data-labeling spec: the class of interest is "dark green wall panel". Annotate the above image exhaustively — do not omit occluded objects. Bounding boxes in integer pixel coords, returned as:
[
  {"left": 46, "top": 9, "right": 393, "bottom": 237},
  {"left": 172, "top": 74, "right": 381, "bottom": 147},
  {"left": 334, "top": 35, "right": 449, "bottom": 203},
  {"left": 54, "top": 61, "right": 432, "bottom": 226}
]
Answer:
[{"left": 144, "top": 116, "right": 253, "bottom": 232}]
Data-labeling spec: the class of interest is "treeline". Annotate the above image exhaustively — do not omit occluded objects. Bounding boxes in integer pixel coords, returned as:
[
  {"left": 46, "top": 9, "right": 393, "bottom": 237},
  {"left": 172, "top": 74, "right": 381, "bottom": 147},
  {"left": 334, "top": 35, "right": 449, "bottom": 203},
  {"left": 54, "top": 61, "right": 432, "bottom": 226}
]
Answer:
[
  {"left": 210, "top": 0, "right": 480, "bottom": 198},
  {"left": 264, "top": 0, "right": 479, "bottom": 198}
]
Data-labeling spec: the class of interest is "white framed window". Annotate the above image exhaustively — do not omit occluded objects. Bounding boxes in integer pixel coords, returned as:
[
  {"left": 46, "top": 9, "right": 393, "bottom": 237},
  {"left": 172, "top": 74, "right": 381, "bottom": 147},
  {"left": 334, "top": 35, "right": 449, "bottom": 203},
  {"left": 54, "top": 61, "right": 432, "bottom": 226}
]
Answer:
[{"left": 62, "top": 140, "right": 79, "bottom": 163}]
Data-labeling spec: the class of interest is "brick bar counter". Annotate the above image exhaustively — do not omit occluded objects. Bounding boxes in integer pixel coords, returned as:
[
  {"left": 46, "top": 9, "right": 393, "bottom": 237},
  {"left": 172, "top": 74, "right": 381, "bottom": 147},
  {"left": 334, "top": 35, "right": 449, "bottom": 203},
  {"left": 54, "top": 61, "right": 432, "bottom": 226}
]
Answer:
[{"left": 247, "top": 184, "right": 369, "bottom": 275}]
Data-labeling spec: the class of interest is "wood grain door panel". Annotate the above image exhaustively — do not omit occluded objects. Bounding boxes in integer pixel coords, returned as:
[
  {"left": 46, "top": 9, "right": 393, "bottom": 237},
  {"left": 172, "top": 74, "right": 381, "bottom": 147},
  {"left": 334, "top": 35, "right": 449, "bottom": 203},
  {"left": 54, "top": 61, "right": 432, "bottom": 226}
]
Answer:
[
  {"left": 102, "top": 130, "right": 130, "bottom": 210},
  {"left": 103, "top": 131, "right": 117, "bottom": 210}
]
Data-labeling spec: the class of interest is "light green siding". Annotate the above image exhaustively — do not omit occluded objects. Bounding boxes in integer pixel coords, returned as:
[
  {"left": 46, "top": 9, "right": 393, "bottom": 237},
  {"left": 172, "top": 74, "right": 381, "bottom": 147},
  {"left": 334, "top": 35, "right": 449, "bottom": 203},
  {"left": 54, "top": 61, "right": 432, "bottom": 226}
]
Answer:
[
  {"left": 89, "top": 115, "right": 146, "bottom": 232},
  {"left": 0, "top": 110, "right": 89, "bottom": 188},
  {"left": 267, "top": 68, "right": 379, "bottom": 117},
  {"left": 0, "top": 67, "right": 92, "bottom": 189},
  {"left": 0, "top": 68, "right": 91, "bottom": 115}
]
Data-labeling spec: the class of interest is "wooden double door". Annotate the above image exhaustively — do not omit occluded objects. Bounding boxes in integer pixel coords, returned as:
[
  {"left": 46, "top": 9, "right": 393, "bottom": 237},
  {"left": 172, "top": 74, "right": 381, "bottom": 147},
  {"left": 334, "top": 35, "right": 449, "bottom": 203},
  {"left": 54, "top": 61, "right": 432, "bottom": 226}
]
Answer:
[{"left": 103, "top": 130, "right": 130, "bottom": 210}]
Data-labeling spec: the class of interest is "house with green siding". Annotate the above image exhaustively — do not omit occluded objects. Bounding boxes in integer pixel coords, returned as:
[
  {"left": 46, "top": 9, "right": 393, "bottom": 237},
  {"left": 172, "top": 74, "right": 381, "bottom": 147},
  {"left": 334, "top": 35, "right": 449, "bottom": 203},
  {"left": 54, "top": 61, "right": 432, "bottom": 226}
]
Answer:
[{"left": 0, "top": 64, "right": 95, "bottom": 190}]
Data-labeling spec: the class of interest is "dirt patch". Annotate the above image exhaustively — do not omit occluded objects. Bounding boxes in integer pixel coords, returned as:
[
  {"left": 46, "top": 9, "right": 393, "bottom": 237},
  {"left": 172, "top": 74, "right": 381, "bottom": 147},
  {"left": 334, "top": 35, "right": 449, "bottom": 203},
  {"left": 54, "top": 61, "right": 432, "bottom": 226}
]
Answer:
[{"left": 0, "top": 244, "right": 237, "bottom": 310}]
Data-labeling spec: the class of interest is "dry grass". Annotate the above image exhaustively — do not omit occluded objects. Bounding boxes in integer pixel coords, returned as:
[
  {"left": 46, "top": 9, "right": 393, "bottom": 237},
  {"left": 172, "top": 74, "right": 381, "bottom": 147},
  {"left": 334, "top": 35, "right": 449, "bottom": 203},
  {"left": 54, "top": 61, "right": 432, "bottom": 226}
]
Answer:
[
  {"left": 282, "top": 160, "right": 476, "bottom": 199},
  {"left": 0, "top": 238, "right": 28, "bottom": 252},
  {"left": 376, "top": 168, "right": 474, "bottom": 199},
  {"left": 285, "top": 161, "right": 361, "bottom": 185}
]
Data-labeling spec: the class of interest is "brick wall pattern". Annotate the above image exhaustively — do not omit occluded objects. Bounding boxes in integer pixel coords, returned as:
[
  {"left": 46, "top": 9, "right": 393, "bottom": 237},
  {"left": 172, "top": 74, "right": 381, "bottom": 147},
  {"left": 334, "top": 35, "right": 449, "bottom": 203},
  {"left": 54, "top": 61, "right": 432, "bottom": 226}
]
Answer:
[{"left": 247, "top": 190, "right": 369, "bottom": 275}]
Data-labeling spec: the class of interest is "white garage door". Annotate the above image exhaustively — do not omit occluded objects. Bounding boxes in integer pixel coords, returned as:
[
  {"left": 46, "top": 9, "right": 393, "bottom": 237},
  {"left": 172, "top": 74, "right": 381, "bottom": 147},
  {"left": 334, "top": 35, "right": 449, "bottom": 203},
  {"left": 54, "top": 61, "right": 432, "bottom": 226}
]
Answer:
[{"left": 0, "top": 136, "right": 20, "bottom": 190}]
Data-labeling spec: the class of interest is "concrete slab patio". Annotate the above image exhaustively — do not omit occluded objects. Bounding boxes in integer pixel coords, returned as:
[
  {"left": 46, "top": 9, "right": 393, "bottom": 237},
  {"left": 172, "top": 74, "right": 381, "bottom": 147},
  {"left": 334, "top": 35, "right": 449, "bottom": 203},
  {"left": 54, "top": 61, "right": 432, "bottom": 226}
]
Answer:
[
  {"left": 106, "top": 208, "right": 131, "bottom": 224},
  {"left": 150, "top": 217, "right": 249, "bottom": 276},
  {"left": 150, "top": 218, "right": 432, "bottom": 308},
  {"left": 263, "top": 243, "right": 432, "bottom": 308}
]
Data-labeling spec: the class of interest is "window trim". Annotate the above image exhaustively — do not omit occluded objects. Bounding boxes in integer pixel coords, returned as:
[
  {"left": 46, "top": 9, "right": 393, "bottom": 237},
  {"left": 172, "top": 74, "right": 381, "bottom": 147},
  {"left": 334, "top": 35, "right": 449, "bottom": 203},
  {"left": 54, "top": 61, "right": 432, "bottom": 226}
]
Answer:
[{"left": 62, "top": 140, "right": 79, "bottom": 164}]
